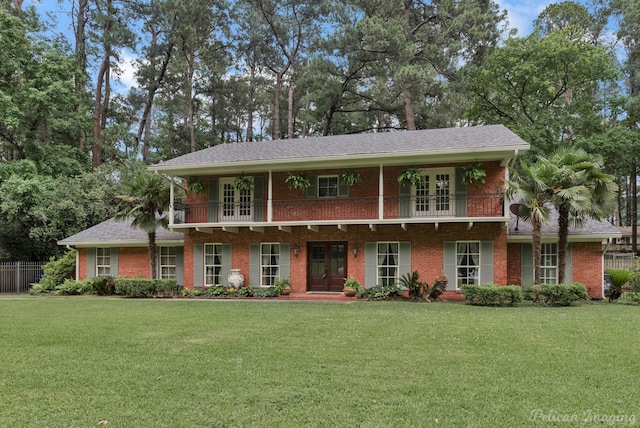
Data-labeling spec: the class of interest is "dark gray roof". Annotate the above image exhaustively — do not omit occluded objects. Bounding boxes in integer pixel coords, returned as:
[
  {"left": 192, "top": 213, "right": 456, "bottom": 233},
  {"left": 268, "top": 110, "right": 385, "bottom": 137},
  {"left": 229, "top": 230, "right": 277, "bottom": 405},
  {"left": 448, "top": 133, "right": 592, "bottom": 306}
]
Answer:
[
  {"left": 150, "top": 125, "right": 529, "bottom": 172},
  {"left": 507, "top": 202, "right": 621, "bottom": 240},
  {"left": 58, "top": 218, "right": 185, "bottom": 247}
]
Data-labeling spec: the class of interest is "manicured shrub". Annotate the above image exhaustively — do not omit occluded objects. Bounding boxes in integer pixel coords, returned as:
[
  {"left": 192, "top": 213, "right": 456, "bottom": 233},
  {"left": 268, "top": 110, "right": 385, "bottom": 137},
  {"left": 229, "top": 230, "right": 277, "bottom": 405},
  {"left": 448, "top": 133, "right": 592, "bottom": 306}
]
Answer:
[
  {"left": 460, "top": 284, "right": 523, "bottom": 306},
  {"left": 237, "top": 286, "right": 253, "bottom": 297},
  {"left": 55, "top": 279, "right": 92, "bottom": 295},
  {"left": 361, "top": 284, "right": 404, "bottom": 300},
  {"left": 114, "top": 277, "right": 176, "bottom": 298},
  {"left": 204, "top": 285, "right": 225, "bottom": 297},
  {"left": 35, "top": 251, "right": 76, "bottom": 292},
  {"left": 538, "top": 283, "right": 589, "bottom": 306},
  {"left": 89, "top": 276, "right": 116, "bottom": 296}
]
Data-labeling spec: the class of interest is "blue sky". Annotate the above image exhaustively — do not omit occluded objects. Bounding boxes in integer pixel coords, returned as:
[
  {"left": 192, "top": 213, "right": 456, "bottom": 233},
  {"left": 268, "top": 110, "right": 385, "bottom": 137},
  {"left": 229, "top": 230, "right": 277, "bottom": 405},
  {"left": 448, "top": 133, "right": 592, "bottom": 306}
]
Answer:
[{"left": 25, "top": 0, "right": 575, "bottom": 90}]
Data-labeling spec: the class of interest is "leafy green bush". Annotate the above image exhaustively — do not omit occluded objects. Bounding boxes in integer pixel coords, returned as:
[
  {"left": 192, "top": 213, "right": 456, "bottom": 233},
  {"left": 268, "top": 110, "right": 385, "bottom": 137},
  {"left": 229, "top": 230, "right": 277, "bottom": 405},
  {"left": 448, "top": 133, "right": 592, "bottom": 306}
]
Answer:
[
  {"left": 538, "top": 283, "right": 589, "bottom": 306},
  {"left": 55, "top": 279, "right": 92, "bottom": 295},
  {"left": 605, "top": 268, "right": 638, "bottom": 301},
  {"left": 30, "top": 282, "right": 53, "bottom": 295},
  {"left": 460, "top": 284, "right": 523, "bottom": 306},
  {"left": 37, "top": 251, "right": 76, "bottom": 292},
  {"left": 89, "top": 276, "right": 116, "bottom": 296},
  {"left": 253, "top": 286, "right": 280, "bottom": 298},
  {"left": 237, "top": 286, "right": 253, "bottom": 297},
  {"left": 361, "top": 284, "right": 404, "bottom": 300},
  {"left": 114, "top": 277, "right": 176, "bottom": 298},
  {"left": 204, "top": 285, "right": 225, "bottom": 297},
  {"left": 522, "top": 285, "right": 535, "bottom": 301}
]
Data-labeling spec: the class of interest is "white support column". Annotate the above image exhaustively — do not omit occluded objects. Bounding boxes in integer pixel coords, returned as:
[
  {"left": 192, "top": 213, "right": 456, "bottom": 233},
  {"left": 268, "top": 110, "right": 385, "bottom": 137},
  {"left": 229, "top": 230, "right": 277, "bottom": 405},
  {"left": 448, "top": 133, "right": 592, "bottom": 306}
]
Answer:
[
  {"left": 169, "top": 177, "right": 175, "bottom": 226},
  {"left": 378, "top": 164, "right": 384, "bottom": 220},
  {"left": 268, "top": 170, "right": 273, "bottom": 223}
]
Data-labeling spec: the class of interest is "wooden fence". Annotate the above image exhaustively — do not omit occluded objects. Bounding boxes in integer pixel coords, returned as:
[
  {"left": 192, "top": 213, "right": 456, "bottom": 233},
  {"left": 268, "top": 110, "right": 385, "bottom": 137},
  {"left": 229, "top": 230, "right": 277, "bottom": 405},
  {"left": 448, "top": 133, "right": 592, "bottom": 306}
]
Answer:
[{"left": 0, "top": 262, "right": 45, "bottom": 294}]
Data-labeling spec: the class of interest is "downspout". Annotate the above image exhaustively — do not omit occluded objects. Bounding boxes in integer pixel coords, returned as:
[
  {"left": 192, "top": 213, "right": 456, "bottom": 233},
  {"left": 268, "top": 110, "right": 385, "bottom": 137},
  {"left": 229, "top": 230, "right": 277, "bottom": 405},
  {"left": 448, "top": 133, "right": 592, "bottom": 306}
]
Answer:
[{"left": 66, "top": 245, "right": 79, "bottom": 281}]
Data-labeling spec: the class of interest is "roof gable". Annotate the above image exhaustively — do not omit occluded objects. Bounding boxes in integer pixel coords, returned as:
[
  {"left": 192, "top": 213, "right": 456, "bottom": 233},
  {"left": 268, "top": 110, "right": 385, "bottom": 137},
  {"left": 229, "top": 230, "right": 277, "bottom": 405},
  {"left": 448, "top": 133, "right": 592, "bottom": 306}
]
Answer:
[{"left": 150, "top": 125, "right": 529, "bottom": 175}]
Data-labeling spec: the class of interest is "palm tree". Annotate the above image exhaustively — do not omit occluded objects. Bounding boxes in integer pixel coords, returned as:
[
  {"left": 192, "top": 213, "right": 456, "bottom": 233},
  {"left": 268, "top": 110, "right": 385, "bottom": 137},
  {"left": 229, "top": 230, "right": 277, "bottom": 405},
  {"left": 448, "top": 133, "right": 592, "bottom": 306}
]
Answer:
[
  {"left": 506, "top": 159, "right": 557, "bottom": 293},
  {"left": 549, "top": 147, "right": 618, "bottom": 283},
  {"left": 115, "top": 171, "right": 171, "bottom": 279}
]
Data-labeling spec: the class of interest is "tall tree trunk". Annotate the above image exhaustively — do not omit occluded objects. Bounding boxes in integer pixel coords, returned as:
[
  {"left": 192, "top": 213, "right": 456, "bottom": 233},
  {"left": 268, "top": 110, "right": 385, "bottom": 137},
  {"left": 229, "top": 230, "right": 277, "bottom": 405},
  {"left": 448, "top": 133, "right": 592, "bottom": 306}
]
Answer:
[
  {"left": 92, "top": 51, "right": 110, "bottom": 169},
  {"left": 287, "top": 79, "right": 295, "bottom": 138},
  {"left": 187, "top": 49, "right": 196, "bottom": 152},
  {"left": 403, "top": 88, "right": 417, "bottom": 130},
  {"left": 273, "top": 70, "right": 285, "bottom": 140},
  {"left": 632, "top": 160, "right": 638, "bottom": 254},
  {"left": 148, "top": 231, "right": 157, "bottom": 279},
  {"left": 74, "top": 0, "right": 88, "bottom": 150},
  {"left": 532, "top": 218, "right": 543, "bottom": 299},
  {"left": 246, "top": 65, "right": 255, "bottom": 142},
  {"left": 557, "top": 204, "right": 569, "bottom": 284}
]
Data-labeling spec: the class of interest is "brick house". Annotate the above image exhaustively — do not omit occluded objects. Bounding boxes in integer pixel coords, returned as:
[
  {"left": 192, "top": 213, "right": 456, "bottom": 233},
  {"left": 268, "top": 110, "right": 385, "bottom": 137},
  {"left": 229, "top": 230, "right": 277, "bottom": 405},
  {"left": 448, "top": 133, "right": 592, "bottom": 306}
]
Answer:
[{"left": 59, "top": 125, "right": 620, "bottom": 299}]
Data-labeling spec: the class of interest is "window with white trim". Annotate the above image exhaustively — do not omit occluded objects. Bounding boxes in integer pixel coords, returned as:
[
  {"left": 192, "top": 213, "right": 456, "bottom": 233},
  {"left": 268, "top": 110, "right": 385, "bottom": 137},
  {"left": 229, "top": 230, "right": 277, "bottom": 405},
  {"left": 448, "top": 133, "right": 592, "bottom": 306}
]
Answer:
[
  {"left": 220, "top": 178, "right": 252, "bottom": 221},
  {"left": 541, "top": 243, "right": 558, "bottom": 284},
  {"left": 318, "top": 175, "right": 339, "bottom": 198},
  {"left": 159, "top": 247, "right": 176, "bottom": 280},
  {"left": 377, "top": 242, "right": 399, "bottom": 286},
  {"left": 96, "top": 248, "right": 111, "bottom": 277},
  {"left": 204, "top": 244, "right": 223, "bottom": 286},
  {"left": 456, "top": 242, "right": 480, "bottom": 286},
  {"left": 413, "top": 168, "right": 454, "bottom": 216},
  {"left": 261, "top": 243, "right": 280, "bottom": 287}
]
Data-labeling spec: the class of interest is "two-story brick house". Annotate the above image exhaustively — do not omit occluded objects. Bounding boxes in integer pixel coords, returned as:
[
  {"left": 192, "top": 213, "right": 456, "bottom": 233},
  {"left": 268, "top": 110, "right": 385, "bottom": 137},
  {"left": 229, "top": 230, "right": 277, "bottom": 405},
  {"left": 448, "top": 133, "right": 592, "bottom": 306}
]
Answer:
[{"left": 59, "top": 125, "right": 620, "bottom": 299}]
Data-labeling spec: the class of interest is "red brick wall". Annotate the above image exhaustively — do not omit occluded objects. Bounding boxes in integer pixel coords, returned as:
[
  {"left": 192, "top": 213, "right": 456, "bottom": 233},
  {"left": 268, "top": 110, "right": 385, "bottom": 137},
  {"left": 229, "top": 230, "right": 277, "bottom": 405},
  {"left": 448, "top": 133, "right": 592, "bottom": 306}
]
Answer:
[
  {"left": 118, "top": 247, "right": 150, "bottom": 278},
  {"left": 506, "top": 243, "right": 521, "bottom": 285},
  {"left": 571, "top": 242, "right": 604, "bottom": 299},
  {"left": 506, "top": 241, "right": 604, "bottom": 299},
  {"left": 182, "top": 222, "right": 507, "bottom": 293},
  {"left": 185, "top": 162, "right": 506, "bottom": 223}
]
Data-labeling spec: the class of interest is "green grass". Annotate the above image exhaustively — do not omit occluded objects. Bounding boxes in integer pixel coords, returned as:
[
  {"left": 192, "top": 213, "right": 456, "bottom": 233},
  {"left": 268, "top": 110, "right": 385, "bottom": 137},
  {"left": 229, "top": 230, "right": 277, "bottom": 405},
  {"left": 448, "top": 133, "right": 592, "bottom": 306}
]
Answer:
[{"left": 0, "top": 298, "right": 638, "bottom": 427}]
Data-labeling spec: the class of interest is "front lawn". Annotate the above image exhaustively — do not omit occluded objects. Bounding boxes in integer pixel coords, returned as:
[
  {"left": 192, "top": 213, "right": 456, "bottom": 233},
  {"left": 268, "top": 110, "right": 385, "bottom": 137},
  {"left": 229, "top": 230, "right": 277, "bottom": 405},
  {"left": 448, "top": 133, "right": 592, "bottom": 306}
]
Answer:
[{"left": 0, "top": 298, "right": 638, "bottom": 427}]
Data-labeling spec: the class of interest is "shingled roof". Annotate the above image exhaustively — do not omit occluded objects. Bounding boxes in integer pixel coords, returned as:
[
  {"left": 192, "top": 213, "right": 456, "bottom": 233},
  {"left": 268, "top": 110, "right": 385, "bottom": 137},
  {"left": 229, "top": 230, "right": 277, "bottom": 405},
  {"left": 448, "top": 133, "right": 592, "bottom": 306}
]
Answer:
[
  {"left": 58, "top": 218, "right": 184, "bottom": 247},
  {"left": 149, "top": 124, "right": 529, "bottom": 175},
  {"left": 506, "top": 202, "right": 620, "bottom": 241}
]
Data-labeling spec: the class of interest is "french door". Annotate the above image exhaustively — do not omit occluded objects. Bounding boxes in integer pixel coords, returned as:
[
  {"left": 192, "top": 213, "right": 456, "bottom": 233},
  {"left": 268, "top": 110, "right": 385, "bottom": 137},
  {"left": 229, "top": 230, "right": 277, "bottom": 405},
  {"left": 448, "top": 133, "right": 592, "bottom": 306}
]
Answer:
[{"left": 308, "top": 242, "right": 347, "bottom": 292}]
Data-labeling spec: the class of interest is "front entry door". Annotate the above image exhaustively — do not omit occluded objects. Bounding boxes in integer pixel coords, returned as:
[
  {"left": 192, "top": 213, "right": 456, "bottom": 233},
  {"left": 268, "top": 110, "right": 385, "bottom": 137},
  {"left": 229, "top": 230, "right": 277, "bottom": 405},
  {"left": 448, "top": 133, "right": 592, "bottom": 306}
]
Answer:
[{"left": 308, "top": 242, "right": 347, "bottom": 292}]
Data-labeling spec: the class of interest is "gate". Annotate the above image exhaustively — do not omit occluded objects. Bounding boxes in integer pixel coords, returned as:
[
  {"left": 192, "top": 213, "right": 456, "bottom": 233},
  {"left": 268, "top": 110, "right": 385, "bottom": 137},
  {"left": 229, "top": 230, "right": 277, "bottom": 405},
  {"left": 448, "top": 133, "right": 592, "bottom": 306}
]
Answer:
[{"left": 0, "top": 262, "right": 45, "bottom": 294}]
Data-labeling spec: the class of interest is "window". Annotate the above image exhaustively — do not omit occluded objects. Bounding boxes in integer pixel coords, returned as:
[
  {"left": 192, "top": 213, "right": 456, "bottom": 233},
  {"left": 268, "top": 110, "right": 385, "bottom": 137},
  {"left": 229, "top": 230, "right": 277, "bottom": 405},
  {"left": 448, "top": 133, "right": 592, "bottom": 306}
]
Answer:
[
  {"left": 456, "top": 242, "right": 480, "bottom": 286},
  {"left": 541, "top": 243, "right": 558, "bottom": 284},
  {"left": 261, "top": 243, "right": 280, "bottom": 287},
  {"left": 159, "top": 247, "right": 176, "bottom": 280},
  {"left": 96, "top": 248, "right": 110, "bottom": 277},
  {"left": 377, "top": 242, "right": 399, "bottom": 286},
  {"left": 318, "top": 176, "right": 339, "bottom": 198},
  {"left": 220, "top": 178, "right": 252, "bottom": 221},
  {"left": 204, "top": 244, "right": 223, "bottom": 286},
  {"left": 413, "top": 168, "right": 454, "bottom": 216}
]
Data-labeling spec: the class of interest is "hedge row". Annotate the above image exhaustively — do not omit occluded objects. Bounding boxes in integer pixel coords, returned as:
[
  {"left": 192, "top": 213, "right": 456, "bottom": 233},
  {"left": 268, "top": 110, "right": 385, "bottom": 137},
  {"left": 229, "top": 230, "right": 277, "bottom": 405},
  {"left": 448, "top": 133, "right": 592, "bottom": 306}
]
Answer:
[
  {"left": 460, "top": 284, "right": 523, "bottom": 306},
  {"left": 460, "top": 283, "right": 590, "bottom": 306},
  {"left": 114, "top": 278, "right": 177, "bottom": 298}
]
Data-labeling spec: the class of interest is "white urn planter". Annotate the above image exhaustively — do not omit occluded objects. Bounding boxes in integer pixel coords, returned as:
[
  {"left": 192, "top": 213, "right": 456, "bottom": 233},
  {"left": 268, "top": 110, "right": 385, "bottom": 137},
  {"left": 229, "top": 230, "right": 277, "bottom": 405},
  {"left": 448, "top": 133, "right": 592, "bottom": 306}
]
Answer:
[{"left": 228, "top": 269, "right": 244, "bottom": 289}]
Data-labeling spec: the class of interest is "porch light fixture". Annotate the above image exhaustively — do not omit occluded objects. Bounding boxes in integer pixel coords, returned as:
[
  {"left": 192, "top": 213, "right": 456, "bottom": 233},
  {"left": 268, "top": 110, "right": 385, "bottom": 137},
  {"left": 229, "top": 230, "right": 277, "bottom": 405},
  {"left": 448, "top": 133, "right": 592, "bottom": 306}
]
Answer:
[
  {"left": 352, "top": 242, "right": 359, "bottom": 258},
  {"left": 293, "top": 243, "right": 300, "bottom": 258}
]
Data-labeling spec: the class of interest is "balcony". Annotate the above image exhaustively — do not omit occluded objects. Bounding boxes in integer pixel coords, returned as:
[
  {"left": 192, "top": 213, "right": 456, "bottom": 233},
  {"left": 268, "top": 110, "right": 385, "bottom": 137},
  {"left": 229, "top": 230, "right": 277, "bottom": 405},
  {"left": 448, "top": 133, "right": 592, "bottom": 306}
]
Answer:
[{"left": 174, "top": 193, "right": 504, "bottom": 226}]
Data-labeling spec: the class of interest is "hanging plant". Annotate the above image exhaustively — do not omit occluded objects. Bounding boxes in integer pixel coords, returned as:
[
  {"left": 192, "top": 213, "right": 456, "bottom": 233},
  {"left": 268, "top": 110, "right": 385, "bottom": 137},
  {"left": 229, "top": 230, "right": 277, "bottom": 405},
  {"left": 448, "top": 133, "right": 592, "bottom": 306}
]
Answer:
[
  {"left": 398, "top": 167, "right": 424, "bottom": 186},
  {"left": 286, "top": 172, "right": 311, "bottom": 190},
  {"left": 340, "top": 169, "right": 362, "bottom": 187},
  {"left": 461, "top": 163, "right": 487, "bottom": 184},
  {"left": 187, "top": 177, "right": 205, "bottom": 194},
  {"left": 233, "top": 174, "right": 254, "bottom": 191}
]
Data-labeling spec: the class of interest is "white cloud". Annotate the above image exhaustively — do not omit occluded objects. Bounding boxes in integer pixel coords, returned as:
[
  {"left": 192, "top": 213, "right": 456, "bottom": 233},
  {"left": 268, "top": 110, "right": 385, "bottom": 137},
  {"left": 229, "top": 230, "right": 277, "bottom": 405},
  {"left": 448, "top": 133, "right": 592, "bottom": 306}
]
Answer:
[
  {"left": 497, "top": 0, "right": 555, "bottom": 36},
  {"left": 114, "top": 48, "right": 138, "bottom": 91}
]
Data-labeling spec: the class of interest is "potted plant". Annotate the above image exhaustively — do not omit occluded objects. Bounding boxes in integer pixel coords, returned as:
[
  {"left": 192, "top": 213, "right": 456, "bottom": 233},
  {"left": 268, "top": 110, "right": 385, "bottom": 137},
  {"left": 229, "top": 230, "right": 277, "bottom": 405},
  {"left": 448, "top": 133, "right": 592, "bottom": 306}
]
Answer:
[
  {"left": 188, "top": 177, "right": 205, "bottom": 194},
  {"left": 274, "top": 278, "right": 293, "bottom": 295},
  {"left": 233, "top": 174, "right": 254, "bottom": 191},
  {"left": 461, "top": 163, "right": 487, "bottom": 184},
  {"left": 341, "top": 169, "right": 362, "bottom": 186},
  {"left": 397, "top": 167, "right": 423, "bottom": 186},
  {"left": 286, "top": 173, "right": 311, "bottom": 190},
  {"left": 343, "top": 277, "right": 363, "bottom": 297}
]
